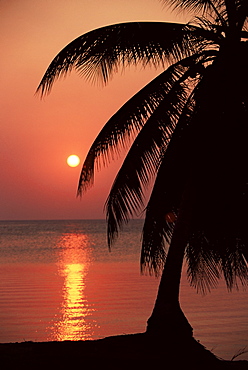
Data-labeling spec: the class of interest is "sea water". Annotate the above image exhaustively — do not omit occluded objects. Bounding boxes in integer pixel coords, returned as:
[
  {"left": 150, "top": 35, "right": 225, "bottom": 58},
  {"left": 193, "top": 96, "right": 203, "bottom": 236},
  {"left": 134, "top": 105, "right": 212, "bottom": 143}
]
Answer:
[{"left": 0, "top": 219, "right": 247, "bottom": 360}]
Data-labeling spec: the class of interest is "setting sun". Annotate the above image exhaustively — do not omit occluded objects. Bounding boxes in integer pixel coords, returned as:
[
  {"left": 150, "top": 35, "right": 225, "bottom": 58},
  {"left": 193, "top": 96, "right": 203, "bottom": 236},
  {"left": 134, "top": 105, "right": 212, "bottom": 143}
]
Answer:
[{"left": 67, "top": 155, "right": 80, "bottom": 167}]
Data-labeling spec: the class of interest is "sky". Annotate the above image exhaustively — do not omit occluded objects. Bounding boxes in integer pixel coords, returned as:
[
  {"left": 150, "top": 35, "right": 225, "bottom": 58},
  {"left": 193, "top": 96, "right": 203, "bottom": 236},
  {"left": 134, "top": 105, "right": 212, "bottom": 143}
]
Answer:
[{"left": 1, "top": 0, "right": 189, "bottom": 220}]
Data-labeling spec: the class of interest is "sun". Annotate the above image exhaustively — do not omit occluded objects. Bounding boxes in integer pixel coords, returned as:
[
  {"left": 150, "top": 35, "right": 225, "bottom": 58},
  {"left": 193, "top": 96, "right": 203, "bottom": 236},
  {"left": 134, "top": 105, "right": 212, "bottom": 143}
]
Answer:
[{"left": 67, "top": 155, "right": 80, "bottom": 167}]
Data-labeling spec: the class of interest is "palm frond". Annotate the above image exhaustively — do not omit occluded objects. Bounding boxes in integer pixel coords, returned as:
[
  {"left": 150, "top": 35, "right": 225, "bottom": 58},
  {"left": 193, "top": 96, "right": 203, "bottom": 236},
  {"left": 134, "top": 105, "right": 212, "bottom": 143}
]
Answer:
[
  {"left": 186, "top": 234, "right": 221, "bottom": 294},
  {"left": 141, "top": 96, "right": 196, "bottom": 275},
  {"left": 221, "top": 244, "right": 248, "bottom": 290},
  {"left": 78, "top": 50, "right": 216, "bottom": 195},
  {"left": 105, "top": 50, "right": 215, "bottom": 247},
  {"left": 163, "top": 0, "right": 224, "bottom": 15},
  {"left": 164, "top": 0, "right": 232, "bottom": 34},
  {"left": 77, "top": 66, "right": 179, "bottom": 195},
  {"left": 36, "top": 21, "right": 216, "bottom": 96},
  {"left": 77, "top": 53, "right": 212, "bottom": 195},
  {"left": 193, "top": 14, "right": 227, "bottom": 33},
  {"left": 105, "top": 78, "right": 189, "bottom": 246},
  {"left": 186, "top": 234, "right": 248, "bottom": 293}
]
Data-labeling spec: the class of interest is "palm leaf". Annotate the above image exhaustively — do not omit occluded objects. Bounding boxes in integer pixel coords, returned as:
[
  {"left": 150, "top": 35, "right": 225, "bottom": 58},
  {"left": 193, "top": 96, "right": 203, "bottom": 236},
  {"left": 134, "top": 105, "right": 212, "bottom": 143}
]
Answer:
[
  {"left": 104, "top": 51, "right": 214, "bottom": 246},
  {"left": 164, "top": 0, "right": 231, "bottom": 33},
  {"left": 77, "top": 64, "right": 184, "bottom": 195},
  {"left": 141, "top": 95, "right": 196, "bottom": 275},
  {"left": 220, "top": 243, "right": 248, "bottom": 290},
  {"left": 77, "top": 51, "right": 216, "bottom": 195},
  {"left": 105, "top": 78, "right": 189, "bottom": 246},
  {"left": 36, "top": 21, "right": 217, "bottom": 96},
  {"left": 185, "top": 235, "right": 221, "bottom": 294},
  {"left": 186, "top": 234, "right": 248, "bottom": 293},
  {"left": 163, "top": 0, "right": 224, "bottom": 15}
]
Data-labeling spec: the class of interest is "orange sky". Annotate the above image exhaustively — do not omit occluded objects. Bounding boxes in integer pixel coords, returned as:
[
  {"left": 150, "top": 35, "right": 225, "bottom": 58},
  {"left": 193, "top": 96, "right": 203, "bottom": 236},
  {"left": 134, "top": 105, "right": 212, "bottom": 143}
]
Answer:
[{"left": 0, "top": 0, "right": 188, "bottom": 220}]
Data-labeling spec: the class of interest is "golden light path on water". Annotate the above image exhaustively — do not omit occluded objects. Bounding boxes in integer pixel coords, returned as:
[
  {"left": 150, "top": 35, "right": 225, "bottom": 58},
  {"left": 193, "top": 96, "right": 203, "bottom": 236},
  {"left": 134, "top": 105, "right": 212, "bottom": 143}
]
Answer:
[{"left": 48, "top": 233, "right": 98, "bottom": 341}]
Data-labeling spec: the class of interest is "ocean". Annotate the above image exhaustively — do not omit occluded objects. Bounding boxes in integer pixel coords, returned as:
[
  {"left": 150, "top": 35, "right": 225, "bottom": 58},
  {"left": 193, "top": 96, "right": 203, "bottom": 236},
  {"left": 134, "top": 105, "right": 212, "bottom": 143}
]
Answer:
[{"left": 0, "top": 219, "right": 247, "bottom": 360}]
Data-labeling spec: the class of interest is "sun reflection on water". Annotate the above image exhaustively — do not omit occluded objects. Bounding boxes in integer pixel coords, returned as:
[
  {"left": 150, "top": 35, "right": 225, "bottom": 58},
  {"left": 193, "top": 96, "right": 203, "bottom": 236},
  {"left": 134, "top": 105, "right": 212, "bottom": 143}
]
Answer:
[{"left": 48, "top": 233, "right": 98, "bottom": 341}]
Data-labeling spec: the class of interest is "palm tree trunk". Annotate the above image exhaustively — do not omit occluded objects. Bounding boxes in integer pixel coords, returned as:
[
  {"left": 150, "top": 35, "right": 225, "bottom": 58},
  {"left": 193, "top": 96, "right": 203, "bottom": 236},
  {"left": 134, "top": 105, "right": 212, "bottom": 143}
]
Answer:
[{"left": 146, "top": 184, "right": 193, "bottom": 338}]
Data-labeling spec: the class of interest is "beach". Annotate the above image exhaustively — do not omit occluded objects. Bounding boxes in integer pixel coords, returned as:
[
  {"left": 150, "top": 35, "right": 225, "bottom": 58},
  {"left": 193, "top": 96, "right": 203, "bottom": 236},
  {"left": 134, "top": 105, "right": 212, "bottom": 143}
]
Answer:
[{"left": 1, "top": 333, "right": 247, "bottom": 370}]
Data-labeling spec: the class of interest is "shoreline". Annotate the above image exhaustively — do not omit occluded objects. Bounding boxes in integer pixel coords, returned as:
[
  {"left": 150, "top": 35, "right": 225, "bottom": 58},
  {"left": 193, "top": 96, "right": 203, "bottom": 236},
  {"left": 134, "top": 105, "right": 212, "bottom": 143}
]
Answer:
[{"left": 1, "top": 333, "right": 247, "bottom": 370}]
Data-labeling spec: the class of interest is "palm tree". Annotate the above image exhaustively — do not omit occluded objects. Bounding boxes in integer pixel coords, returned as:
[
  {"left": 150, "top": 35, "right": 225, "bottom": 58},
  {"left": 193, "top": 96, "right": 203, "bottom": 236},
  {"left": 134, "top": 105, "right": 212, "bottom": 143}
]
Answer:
[{"left": 37, "top": 0, "right": 248, "bottom": 339}]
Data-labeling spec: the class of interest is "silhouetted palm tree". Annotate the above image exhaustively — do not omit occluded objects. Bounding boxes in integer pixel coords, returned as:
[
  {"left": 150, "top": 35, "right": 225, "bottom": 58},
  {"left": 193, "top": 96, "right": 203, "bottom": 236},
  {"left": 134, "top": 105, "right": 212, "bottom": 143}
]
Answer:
[{"left": 37, "top": 0, "right": 248, "bottom": 338}]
